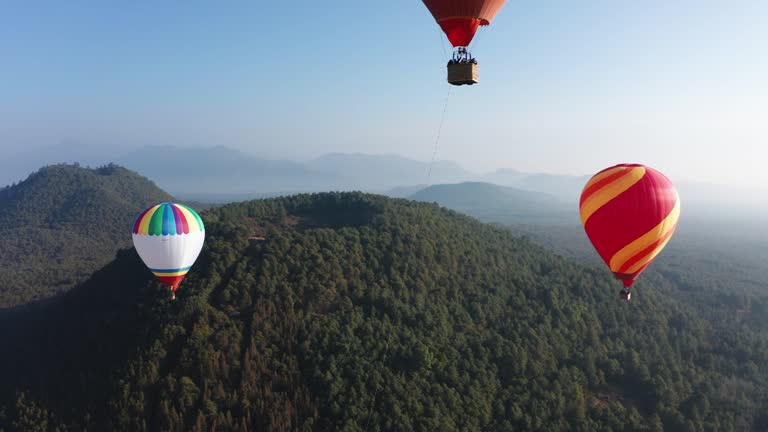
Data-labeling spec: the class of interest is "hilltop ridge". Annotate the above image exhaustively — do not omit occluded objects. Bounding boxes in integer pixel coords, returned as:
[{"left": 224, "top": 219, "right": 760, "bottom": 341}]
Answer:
[{"left": 0, "top": 163, "right": 173, "bottom": 307}]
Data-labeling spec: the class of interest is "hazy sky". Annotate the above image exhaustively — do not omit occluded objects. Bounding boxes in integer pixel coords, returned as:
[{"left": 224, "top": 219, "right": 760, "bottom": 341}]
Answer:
[{"left": 1, "top": 1, "right": 767, "bottom": 186}]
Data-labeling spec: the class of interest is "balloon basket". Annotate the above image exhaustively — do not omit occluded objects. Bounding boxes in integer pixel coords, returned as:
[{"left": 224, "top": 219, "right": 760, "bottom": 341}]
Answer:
[{"left": 447, "top": 62, "right": 479, "bottom": 86}]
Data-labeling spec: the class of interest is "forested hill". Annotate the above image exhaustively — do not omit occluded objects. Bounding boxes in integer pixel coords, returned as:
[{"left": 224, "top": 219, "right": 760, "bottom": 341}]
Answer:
[
  {"left": 1, "top": 193, "right": 767, "bottom": 431},
  {"left": 0, "top": 164, "right": 173, "bottom": 307}
]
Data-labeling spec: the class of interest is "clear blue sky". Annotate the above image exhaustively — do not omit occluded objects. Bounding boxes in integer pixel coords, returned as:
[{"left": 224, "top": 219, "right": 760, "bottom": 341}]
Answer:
[{"left": 1, "top": 1, "right": 767, "bottom": 186}]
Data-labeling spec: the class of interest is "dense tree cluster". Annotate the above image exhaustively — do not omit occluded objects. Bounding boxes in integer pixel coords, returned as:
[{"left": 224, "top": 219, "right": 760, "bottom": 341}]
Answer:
[
  {"left": 1, "top": 193, "right": 767, "bottom": 431},
  {"left": 504, "top": 221, "right": 768, "bottom": 333},
  {"left": 0, "top": 164, "right": 172, "bottom": 307}
]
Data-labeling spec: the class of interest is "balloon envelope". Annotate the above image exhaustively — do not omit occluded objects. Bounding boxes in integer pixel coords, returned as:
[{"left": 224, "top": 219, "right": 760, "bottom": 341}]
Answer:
[
  {"left": 132, "top": 202, "right": 205, "bottom": 292},
  {"left": 579, "top": 164, "right": 680, "bottom": 287},
  {"left": 422, "top": 0, "right": 507, "bottom": 47}
]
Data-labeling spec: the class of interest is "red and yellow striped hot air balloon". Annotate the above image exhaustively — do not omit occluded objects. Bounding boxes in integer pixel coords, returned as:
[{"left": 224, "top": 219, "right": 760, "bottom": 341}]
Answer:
[{"left": 579, "top": 164, "right": 680, "bottom": 297}]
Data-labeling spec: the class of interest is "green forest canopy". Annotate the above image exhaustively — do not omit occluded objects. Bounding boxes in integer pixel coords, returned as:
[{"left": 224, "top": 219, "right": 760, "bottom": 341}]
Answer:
[
  {"left": 0, "top": 164, "right": 172, "bottom": 307},
  {"left": 1, "top": 192, "right": 767, "bottom": 431}
]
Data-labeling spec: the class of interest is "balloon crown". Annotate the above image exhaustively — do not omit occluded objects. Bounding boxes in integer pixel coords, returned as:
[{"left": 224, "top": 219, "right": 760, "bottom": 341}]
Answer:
[{"left": 132, "top": 202, "right": 204, "bottom": 236}]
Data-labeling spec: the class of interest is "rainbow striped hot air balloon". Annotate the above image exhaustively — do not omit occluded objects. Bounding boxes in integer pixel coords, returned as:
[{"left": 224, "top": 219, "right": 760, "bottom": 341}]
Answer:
[
  {"left": 132, "top": 202, "right": 205, "bottom": 300},
  {"left": 579, "top": 164, "right": 680, "bottom": 296}
]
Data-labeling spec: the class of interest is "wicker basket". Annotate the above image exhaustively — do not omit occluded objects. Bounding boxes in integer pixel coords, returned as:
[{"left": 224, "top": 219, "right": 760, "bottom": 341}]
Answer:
[{"left": 447, "top": 62, "right": 479, "bottom": 86}]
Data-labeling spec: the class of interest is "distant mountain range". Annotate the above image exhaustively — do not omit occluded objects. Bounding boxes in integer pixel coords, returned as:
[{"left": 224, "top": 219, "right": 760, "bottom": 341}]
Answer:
[
  {"left": 410, "top": 182, "right": 577, "bottom": 224},
  {"left": 115, "top": 145, "right": 342, "bottom": 197},
  {"left": 3, "top": 143, "right": 767, "bottom": 217},
  {"left": 480, "top": 169, "right": 590, "bottom": 204},
  {"left": 307, "top": 153, "right": 473, "bottom": 191}
]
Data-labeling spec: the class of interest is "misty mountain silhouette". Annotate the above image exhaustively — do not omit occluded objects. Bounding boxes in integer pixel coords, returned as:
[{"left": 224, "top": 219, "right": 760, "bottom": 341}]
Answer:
[{"left": 411, "top": 182, "right": 576, "bottom": 224}]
